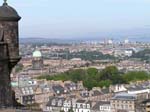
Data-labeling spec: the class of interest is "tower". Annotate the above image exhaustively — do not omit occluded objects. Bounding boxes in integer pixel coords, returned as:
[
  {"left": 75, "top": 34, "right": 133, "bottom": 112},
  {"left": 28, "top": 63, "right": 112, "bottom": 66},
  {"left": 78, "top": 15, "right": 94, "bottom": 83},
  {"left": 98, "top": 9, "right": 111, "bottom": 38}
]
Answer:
[
  {"left": 32, "top": 50, "right": 44, "bottom": 70},
  {"left": 0, "top": 0, "right": 21, "bottom": 107}
]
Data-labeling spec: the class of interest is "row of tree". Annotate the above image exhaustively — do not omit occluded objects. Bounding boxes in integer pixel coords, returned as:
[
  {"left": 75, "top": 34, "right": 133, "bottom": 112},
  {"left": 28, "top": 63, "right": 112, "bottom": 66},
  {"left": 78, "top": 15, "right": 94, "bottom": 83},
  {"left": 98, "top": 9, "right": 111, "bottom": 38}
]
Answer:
[
  {"left": 37, "top": 66, "right": 150, "bottom": 90},
  {"left": 54, "top": 51, "right": 115, "bottom": 61}
]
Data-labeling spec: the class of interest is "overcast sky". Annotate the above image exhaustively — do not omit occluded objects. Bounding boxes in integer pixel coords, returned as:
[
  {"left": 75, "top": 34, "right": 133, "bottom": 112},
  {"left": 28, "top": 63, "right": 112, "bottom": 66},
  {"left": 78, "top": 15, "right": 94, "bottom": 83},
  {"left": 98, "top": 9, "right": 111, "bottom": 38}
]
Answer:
[{"left": 1, "top": 0, "right": 150, "bottom": 39}]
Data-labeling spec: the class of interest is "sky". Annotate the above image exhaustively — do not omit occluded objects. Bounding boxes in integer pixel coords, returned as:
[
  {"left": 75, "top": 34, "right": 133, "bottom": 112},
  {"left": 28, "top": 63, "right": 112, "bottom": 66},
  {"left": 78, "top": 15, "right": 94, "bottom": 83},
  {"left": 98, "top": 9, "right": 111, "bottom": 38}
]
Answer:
[{"left": 1, "top": 0, "right": 150, "bottom": 39}]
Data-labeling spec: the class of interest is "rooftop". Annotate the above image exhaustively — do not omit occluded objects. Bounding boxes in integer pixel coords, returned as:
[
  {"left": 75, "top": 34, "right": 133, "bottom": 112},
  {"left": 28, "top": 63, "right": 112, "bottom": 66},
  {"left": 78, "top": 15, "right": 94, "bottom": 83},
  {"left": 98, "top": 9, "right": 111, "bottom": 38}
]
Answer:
[
  {"left": 0, "top": 1, "right": 21, "bottom": 21},
  {"left": 111, "top": 93, "right": 137, "bottom": 101}
]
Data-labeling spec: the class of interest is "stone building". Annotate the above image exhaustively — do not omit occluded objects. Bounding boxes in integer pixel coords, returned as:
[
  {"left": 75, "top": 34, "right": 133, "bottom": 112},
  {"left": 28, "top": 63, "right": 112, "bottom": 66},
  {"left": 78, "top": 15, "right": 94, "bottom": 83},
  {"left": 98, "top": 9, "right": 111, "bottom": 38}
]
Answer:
[
  {"left": 110, "top": 93, "right": 137, "bottom": 112},
  {"left": 32, "top": 50, "right": 44, "bottom": 70},
  {"left": 0, "top": 0, "right": 21, "bottom": 107}
]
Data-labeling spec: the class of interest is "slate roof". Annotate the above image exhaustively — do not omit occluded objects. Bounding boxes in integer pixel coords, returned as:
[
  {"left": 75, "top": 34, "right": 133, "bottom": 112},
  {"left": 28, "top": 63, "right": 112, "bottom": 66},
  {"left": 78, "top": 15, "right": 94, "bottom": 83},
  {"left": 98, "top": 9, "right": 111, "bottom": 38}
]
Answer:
[
  {"left": 52, "top": 85, "right": 65, "bottom": 94},
  {"left": 111, "top": 93, "right": 136, "bottom": 101},
  {"left": 127, "top": 85, "right": 147, "bottom": 91}
]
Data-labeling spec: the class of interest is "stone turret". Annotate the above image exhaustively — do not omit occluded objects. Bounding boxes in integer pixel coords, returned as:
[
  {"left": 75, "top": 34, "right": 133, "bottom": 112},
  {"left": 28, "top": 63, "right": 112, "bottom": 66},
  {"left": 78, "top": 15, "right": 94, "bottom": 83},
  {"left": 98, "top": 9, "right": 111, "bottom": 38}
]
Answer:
[
  {"left": 0, "top": 0, "right": 21, "bottom": 68},
  {"left": 0, "top": 0, "right": 21, "bottom": 107}
]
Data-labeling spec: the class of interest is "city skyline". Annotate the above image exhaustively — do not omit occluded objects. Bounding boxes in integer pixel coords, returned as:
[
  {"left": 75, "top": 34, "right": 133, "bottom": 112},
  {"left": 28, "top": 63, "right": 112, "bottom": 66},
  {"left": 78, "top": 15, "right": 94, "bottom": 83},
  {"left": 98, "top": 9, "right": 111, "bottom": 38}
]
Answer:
[{"left": 2, "top": 0, "right": 150, "bottom": 39}]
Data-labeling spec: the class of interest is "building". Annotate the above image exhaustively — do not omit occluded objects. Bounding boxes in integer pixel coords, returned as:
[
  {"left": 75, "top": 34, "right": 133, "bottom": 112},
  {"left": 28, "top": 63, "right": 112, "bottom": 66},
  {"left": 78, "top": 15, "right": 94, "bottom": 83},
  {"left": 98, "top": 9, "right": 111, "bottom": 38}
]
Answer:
[
  {"left": 62, "top": 98, "right": 92, "bottom": 112},
  {"left": 127, "top": 85, "right": 150, "bottom": 101},
  {"left": 75, "top": 99, "right": 91, "bottom": 112},
  {"left": 34, "top": 84, "right": 53, "bottom": 108},
  {"left": 15, "top": 86, "right": 35, "bottom": 105},
  {"left": 63, "top": 98, "right": 76, "bottom": 112},
  {"left": 111, "top": 93, "right": 137, "bottom": 112},
  {"left": 140, "top": 99, "right": 150, "bottom": 112},
  {"left": 109, "top": 84, "right": 127, "bottom": 93},
  {"left": 32, "top": 50, "right": 44, "bottom": 70},
  {"left": 92, "top": 101, "right": 111, "bottom": 112},
  {"left": 44, "top": 96, "right": 65, "bottom": 112}
]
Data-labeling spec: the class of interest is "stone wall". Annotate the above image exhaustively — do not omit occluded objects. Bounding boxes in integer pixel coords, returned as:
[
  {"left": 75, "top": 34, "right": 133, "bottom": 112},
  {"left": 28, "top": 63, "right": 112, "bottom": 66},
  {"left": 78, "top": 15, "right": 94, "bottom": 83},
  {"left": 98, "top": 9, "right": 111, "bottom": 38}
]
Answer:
[{"left": 0, "top": 43, "right": 12, "bottom": 107}]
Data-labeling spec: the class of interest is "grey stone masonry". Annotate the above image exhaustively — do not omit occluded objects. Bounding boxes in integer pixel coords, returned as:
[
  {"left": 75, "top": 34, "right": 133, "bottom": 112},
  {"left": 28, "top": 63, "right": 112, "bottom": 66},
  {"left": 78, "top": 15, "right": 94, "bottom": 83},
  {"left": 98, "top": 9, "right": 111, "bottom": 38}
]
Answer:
[{"left": 0, "top": 1, "right": 21, "bottom": 108}]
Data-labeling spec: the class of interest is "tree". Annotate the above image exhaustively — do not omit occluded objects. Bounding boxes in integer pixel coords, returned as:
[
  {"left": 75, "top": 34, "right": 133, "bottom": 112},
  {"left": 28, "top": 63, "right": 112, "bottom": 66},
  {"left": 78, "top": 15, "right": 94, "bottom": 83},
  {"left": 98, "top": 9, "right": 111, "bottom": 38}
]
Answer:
[
  {"left": 98, "top": 80, "right": 112, "bottom": 88},
  {"left": 123, "top": 71, "right": 149, "bottom": 82},
  {"left": 37, "top": 66, "right": 150, "bottom": 90},
  {"left": 100, "top": 66, "right": 119, "bottom": 80},
  {"left": 87, "top": 68, "right": 98, "bottom": 78}
]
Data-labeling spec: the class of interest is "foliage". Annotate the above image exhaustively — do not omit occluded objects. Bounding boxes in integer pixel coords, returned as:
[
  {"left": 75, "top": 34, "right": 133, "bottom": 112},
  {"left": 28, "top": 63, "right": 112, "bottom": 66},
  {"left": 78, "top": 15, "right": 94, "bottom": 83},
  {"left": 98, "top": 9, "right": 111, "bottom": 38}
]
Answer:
[
  {"left": 131, "top": 49, "right": 150, "bottom": 62},
  {"left": 57, "top": 51, "right": 115, "bottom": 61},
  {"left": 123, "top": 71, "right": 149, "bottom": 82},
  {"left": 98, "top": 80, "right": 112, "bottom": 88},
  {"left": 37, "top": 66, "right": 150, "bottom": 90}
]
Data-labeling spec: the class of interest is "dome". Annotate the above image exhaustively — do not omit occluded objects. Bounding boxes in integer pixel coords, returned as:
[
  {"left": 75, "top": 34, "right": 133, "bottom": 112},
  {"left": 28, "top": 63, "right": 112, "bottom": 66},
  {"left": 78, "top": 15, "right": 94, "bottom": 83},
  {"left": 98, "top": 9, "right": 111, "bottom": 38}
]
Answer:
[
  {"left": 33, "top": 50, "right": 42, "bottom": 58},
  {"left": 0, "top": 2, "right": 21, "bottom": 21}
]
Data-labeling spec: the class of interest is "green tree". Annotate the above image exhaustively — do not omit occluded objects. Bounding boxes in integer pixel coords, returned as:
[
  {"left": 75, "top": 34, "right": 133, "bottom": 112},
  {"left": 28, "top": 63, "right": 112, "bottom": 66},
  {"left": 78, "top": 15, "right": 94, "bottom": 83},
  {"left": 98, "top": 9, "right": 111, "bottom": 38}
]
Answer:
[
  {"left": 123, "top": 71, "right": 149, "bottom": 82},
  {"left": 100, "top": 66, "right": 119, "bottom": 80},
  {"left": 87, "top": 68, "right": 98, "bottom": 79},
  {"left": 83, "top": 79, "right": 98, "bottom": 90},
  {"left": 98, "top": 80, "right": 112, "bottom": 88},
  {"left": 37, "top": 66, "right": 150, "bottom": 90}
]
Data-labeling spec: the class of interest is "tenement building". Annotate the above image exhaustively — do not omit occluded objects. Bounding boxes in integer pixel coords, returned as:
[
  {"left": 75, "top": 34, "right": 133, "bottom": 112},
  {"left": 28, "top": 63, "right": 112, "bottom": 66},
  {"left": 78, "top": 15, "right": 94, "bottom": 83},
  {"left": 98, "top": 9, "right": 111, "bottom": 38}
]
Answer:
[{"left": 110, "top": 93, "right": 137, "bottom": 112}]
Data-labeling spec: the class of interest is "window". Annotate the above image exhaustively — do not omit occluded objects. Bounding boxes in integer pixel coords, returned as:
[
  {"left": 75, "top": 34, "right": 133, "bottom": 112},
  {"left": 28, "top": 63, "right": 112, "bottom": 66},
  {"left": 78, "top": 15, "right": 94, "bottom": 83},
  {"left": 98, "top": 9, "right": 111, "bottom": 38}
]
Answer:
[
  {"left": 113, "top": 104, "right": 115, "bottom": 108},
  {"left": 87, "top": 104, "right": 90, "bottom": 108},
  {"left": 129, "top": 105, "right": 132, "bottom": 109},
  {"left": 80, "top": 104, "right": 82, "bottom": 107}
]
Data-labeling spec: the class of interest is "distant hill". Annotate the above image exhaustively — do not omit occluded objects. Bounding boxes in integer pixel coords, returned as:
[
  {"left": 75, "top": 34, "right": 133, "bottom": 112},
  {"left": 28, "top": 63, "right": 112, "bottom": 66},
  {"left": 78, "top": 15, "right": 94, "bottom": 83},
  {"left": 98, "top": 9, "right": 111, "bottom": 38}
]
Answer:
[
  {"left": 19, "top": 38, "right": 84, "bottom": 44},
  {"left": 19, "top": 31, "right": 150, "bottom": 44}
]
